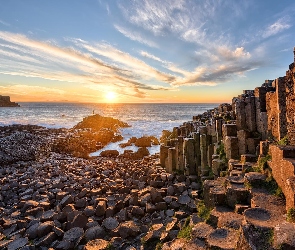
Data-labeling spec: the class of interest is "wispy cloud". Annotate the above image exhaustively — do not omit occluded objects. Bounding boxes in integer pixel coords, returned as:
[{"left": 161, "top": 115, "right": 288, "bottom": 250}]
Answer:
[
  {"left": 139, "top": 51, "right": 166, "bottom": 63},
  {"left": 0, "top": 84, "right": 65, "bottom": 96},
  {"left": 114, "top": 25, "right": 158, "bottom": 48},
  {"left": 263, "top": 17, "right": 291, "bottom": 38},
  {"left": 0, "top": 19, "right": 10, "bottom": 26},
  {"left": 0, "top": 31, "right": 177, "bottom": 99}
]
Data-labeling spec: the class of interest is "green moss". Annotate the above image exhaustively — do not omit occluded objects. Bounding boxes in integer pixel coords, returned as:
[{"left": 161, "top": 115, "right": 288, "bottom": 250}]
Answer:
[
  {"left": 105, "top": 243, "right": 115, "bottom": 250},
  {"left": 256, "top": 154, "right": 272, "bottom": 173},
  {"left": 287, "top": 207, "right": 295, "bottom": 222},
  {"left": 278, "top": 136, "right": 288, "bottom": 145},
  {"left": 216, "top": 143, "right": 226, "bottom": 161},
  {"left": 177, "top": 217, "right": 192, "bottom": 239},
  {"left": 197, "top": 200, "right": 211, "bottom": 222},
  {"left": 155, "top": 242, "right": 163, "bottom": 250}
]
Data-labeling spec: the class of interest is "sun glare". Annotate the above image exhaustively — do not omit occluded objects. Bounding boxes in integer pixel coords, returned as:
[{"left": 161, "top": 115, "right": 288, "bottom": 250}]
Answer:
[{"left": 105, "top": 91, "right": 117, "bottom": 102}]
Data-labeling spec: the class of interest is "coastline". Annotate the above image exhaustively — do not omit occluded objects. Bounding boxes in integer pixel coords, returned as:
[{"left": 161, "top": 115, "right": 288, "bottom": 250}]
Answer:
[{"left": 0, "top": 117, "right": 203, "bottom": 249}]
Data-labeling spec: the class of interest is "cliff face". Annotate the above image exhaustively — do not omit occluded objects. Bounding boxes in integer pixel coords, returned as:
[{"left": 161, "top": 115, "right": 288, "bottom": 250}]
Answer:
[
  {"left": 0, "top": 95, "right": 20, "bottom": 107},
  {"left": 161, "top": 48, "right": 295, "bottom": 211}
]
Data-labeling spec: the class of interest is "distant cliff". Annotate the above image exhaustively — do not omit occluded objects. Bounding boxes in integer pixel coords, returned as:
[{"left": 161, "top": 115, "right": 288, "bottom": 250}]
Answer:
[{"left": 0, "top": 95, "right": 20, "bottom": 107}]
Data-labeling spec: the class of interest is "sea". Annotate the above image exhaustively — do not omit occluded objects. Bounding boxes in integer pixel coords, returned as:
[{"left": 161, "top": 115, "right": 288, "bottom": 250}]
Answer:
[{"left": 0, "top": 102, "right": 218, "bottom": 155}]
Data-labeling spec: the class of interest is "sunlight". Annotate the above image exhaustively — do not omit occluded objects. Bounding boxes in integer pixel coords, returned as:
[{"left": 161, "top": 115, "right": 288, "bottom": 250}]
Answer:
[{"left": 105, "top": 91, "right": 117, "bottom": 102}]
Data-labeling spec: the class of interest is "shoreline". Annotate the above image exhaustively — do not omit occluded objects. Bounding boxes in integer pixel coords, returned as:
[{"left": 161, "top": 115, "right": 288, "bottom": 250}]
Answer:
[{"left": 0, "top": 119, "right": 203, "bottom": 249}]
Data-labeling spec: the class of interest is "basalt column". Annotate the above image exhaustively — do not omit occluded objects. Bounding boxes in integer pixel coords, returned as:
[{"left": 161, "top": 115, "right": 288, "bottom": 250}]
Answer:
[
  {"left": 184, "top": 138, "right": 197, "bottom": 175},
  {"left": 177, "top": 136, "right": 185, "bottom": 172}
]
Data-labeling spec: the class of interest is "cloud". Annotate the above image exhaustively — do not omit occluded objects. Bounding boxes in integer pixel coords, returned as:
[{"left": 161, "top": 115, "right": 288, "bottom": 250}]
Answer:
[
  {"left": 217, "top": 47, "right": 251, "bottom": 60},
  {"left": 263, "top": 17, "right": 291, "bottom": 38},
  {"left": 0, "top": 84, "right": 65, "bottom": 96},
  {"left": 0, "top": 31, "right": 178, "bottom": 100},
  {"left": 114, "top": 25, "right": 158, "bottom": 48},
  {"left": 139, "top": 51, "right": 166, "bottom": 63},
  {"left": 0, "top": 19, "right": 10, "bottom": 26}
]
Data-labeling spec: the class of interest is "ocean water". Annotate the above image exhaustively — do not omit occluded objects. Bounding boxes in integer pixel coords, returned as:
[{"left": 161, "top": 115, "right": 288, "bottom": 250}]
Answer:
[{"left": 0, "top": 102, "right": 218, "bottom": 155}]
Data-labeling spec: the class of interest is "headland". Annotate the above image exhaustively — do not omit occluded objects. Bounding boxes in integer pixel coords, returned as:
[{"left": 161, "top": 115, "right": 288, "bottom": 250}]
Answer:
[{"left": 0, "top": 95, "right": 20, "bottom": 107}]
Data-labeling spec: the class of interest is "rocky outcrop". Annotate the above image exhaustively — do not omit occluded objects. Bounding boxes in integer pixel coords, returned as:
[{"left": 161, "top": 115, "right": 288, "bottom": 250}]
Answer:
[
  {"left": 0, "top": 95, "right": 19, "bottom": 107},
  {"left": 52, "top": 114, "right": 129, "bottom": 158}
]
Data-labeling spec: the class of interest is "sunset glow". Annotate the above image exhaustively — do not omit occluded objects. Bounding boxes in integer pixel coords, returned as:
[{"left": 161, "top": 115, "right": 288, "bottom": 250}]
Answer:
[
  {"left": 105, "top": 91, "right": 117, "bottom": 102},
  {"left": 0, "top": 1, "right": 294, "bottom": 103}
]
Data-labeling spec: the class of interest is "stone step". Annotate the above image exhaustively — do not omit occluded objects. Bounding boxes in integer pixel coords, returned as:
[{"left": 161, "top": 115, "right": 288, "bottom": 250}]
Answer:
[
  {"left": 235, "top": 204, "right": 250, "bottom": 214},
  {"left": 241, "top": 154, "right": 257, "bottom": 163},
  {"left": 230, "top": 170, "right": 243, "bottom": 177}
]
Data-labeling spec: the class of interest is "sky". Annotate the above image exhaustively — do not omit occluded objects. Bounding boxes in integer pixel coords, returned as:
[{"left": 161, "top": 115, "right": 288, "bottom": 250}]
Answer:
[{"left": 0, "top": 0, "right": 295, "bottom": 103}]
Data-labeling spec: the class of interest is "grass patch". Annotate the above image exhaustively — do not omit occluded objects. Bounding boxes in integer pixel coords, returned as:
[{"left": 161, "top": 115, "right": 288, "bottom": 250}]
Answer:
[
  {"left": 287, "top": 207, "right": 295, "bottom": 222},
  {"left": 197, "top": 200, "right": 211, "bottom": 222},
  {"left": 278, "top": 136, "right": 288, "bottom": 145},
  {"left": 155, "top": 242, "right": 163, "bottom": 250},
  {"left": 257, "top": 154, "right": 271, "bottom": 172},
  {"left": 177, "top": 217, "right": 192, "bottom": 240},
  {"left": 216, "top": 143, "right": 226, "bottom": 161}
]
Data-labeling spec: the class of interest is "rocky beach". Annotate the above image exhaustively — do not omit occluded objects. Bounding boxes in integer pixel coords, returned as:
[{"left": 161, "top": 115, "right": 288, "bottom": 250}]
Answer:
[{"left": 0, "top": 115, "right": 206, "bottom": 250}]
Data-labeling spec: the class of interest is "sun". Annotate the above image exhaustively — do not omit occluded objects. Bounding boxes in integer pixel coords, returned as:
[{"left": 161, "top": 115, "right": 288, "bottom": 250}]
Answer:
[{"left": 105, "top": 91, "right": 117, "bottom": 102}]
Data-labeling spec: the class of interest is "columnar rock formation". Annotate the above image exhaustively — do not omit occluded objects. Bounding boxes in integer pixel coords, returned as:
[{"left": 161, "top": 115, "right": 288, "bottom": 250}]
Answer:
[
  {"left": 0, "top": 95, "right": 19, "bottom": 107},
  {"left": 161, "top": 48, "right": 295, "bottom": 211}
]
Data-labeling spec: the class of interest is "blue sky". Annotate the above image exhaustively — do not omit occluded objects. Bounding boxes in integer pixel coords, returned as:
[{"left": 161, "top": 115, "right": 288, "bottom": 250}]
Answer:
[{"left": 0, "top": 0, "right": 294, "bottom": 103}]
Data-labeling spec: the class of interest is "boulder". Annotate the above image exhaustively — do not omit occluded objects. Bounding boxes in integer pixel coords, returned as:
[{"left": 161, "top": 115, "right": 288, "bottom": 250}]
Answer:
[
  {"left": 100, "top": 150, "right": 119, "bottom": 158},
  {"left": 84, "top": 239, "right": 109, "bottom": 250},
  {"left": 85, "top": 226, "right": 106, "bottom": 241}
]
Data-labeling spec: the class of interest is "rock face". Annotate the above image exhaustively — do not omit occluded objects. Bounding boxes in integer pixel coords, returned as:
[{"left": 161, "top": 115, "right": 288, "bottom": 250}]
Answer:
[{"left": 0, "top": 95, "right": 19, "bottom": 107}]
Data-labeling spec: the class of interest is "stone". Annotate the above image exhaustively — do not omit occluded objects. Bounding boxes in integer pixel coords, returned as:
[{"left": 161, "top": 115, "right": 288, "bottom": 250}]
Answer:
[
  {"left": 35, "top": 232, "right": 57, "bottom": 247},
  {"left": 84, "top": 239, "right": 109, "bottom": 250},
  {"left": 7, "top": 237, "right": 28, "bottom": 250},
  {"left": 37, "top": 221, "right": 54, "bottom": 238},
  {"left": 71, "top": 214, "right": 88, "bottom": 229},
  {"left": 85, "top": 226, "right": 106, "bottom": 241},
  {"left": 131, "top": 206, "right": 144, "bottom": 217},
  {"left": 178, "top": 194, "right": 191, "bottom": 205},
  {"left": 95, "top": 201, "right": 107, "bottom": 217},
  {"left": 207, "top": 228, "right": 238, "bottom": 249},
  {"left": 117, "top": 221, "right": 141, "bottom": 239},
  {"left": 102, "top": 217, "right": 119, "bottom": 230},
  {"left": 59, "top": 195, "right": 74, "bottom": 207},
  {"left": 100, "top": 150, "right": 119, "bottom": 157},
  {"left": 191, "top": 222, "right": 214, "bottom": 239},
  {"left": 273, "top": 222, "right": 295, "bottom": 249},
  {"left": 25, "top": 222, "right": 40, "bottom": 239},
  {"left": 58, "top": 227, "right": 84, "bottom": 249}
]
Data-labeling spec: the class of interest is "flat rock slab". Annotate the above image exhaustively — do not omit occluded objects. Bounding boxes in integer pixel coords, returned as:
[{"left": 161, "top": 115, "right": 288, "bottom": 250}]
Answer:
[
  {"left": 7, "top": 237, "right": 28, "bottom": 250},
  {"left": 191, "top": 222, "right": 214, "bottom": 239},
  {"left": 162, "top": 238, "right": 206, "bottom": 250},
  {"left": 244, "top": 207, "right": 271, "bottom": 227},
  {"left": 274, "top": 222, "right": 295, "bottom": 248},
  {"left": 207, "top": 228, "right": 238, "bottom": 250}
]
